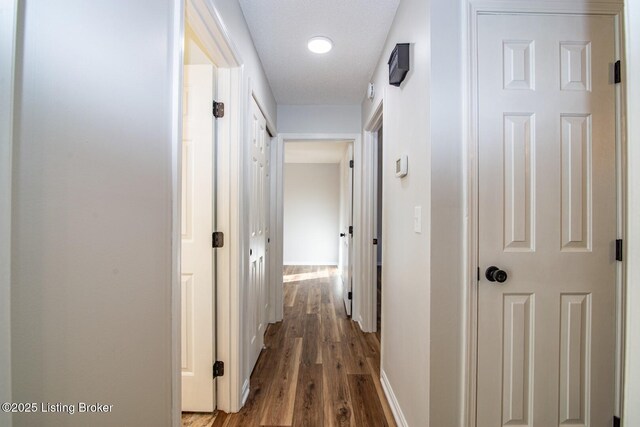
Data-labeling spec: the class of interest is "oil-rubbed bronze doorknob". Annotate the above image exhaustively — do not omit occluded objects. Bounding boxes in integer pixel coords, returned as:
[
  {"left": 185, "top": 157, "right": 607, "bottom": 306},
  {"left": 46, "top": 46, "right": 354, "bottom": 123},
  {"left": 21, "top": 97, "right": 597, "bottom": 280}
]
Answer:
[{"left": 485, "top": 266, "right": 508, "bottom": 283}]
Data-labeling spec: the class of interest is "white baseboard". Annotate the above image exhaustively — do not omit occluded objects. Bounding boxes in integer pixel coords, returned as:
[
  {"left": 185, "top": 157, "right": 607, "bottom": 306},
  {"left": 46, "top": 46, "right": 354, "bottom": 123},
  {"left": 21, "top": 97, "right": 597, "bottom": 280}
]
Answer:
[
  {"left": 283, "top": 261, "right": 338, "bottom": 266},
  {"left": 241, "top": 378, "right": 250, "bottom": 406},
  {"left": 381, "top": 369, "right": 409, "bottom": 427}
]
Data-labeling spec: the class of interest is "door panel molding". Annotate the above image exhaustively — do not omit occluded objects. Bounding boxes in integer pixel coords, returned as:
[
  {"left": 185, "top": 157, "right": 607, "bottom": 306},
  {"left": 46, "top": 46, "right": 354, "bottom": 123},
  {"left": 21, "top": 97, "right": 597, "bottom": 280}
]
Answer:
[{"left": 464, "top": 3, "right": 625, "bottom": 426}]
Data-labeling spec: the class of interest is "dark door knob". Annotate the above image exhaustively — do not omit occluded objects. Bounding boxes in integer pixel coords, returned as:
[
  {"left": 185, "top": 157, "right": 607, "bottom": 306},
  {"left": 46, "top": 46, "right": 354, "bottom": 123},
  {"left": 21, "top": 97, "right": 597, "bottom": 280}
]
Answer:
[
  {"left": 485, "top": 266, "right": 508, "bottom": 283},
  {"left": 340, "top": 233, "right": 346, "bottom": 237}
]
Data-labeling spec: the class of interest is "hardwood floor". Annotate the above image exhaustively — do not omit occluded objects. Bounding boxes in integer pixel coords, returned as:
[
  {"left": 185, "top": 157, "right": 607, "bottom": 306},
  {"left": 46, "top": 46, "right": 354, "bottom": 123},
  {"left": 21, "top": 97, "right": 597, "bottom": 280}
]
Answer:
[
  {"left": 208, "top": 265, "right": 396, "bottom": 427},
  {"left": 182, "top": 411, "right": 219, "bottom": 427}
]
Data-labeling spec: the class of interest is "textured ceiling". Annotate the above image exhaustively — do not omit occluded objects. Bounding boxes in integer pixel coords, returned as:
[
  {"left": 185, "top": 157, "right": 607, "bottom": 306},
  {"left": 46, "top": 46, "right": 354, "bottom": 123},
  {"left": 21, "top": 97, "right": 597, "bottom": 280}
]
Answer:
[
  {"left": 239, "top": 0, "right": 400, "bottom": 105},
  {"left": 285, "top": 141, "right": 349, "bottom": 163}
]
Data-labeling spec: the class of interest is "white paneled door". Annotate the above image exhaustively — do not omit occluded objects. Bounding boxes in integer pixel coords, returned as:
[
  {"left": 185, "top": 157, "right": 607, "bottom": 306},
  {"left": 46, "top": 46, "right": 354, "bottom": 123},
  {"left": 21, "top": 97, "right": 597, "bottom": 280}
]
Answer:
[
  {"left": 477, "top": 14, "right": 617, "bottom": 427},
  {"left": 181, "top": 64, "right": 216, "bottom": 412},
  {"left": 248, "top": 96, "right": 268, "bottom": 372}
]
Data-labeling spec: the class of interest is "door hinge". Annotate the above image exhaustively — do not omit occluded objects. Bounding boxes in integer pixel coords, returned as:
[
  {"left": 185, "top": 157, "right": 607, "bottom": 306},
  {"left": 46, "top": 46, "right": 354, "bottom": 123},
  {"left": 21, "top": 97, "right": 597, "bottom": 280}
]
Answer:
[
  {"left": 212, "top": 231, "right": 224, "bottom": 248},
  {"left": 613, "top": 416, "right": 620, "bottom": 427},
  {"left": 616, "top": 239, "right": 623, "bottom": 262},
  {"left": 213, "top": 100, "right": 225, "bottom": 118},
  {"left": 213, "top": 361, "right": 224, "bottom": 378},
  {"left": 614, "top": 60, "right": 621, "bottom": 84},
  {"left": 373, "top": 238, "right": 378, "bottom": 245},
  {"left": 477, "top": 267, "right": 480, "bottom": 281},
  {"left": 349, "top": 159, "right": 354, "bottom": 168},
  {"left": 348, "top": 291, "right": 352, "bottom": 300},
  {"left": 348, "top": 225, "right": 353, "bottom": 235}
]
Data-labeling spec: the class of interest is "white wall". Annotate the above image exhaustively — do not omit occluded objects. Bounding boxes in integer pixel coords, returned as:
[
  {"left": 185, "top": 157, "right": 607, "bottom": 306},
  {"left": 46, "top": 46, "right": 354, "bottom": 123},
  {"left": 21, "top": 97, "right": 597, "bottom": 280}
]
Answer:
[
  {"left": 428, "top": 0, "right": 464, "bottom": 425},
  {"left": 213, "top": 0, "right": 276, "bottom": 126},
  {"left": 11, "top": 1, "right": 179, "bottom": 425},
  {"left": 0, "top": 1, "right": 17, "bottom": 426},
  {"left": 284, "top": 163, "right": 340, "bottom": 265},
  {"left": 278, "top": 104, "right": 361, "bottom": 134},
  {"left": 624, "top": 0, "right": 640, "bottom": 424},
  {"left": 361, "top": 0, "right": 431, "bottom": 424}
]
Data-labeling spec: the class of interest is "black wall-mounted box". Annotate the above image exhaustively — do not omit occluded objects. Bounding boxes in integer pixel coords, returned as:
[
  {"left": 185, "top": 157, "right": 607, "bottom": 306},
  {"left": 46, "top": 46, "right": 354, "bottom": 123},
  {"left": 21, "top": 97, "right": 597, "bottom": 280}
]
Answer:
[{"left": 388, "top": 43, "right": 410, "bottom": 87}]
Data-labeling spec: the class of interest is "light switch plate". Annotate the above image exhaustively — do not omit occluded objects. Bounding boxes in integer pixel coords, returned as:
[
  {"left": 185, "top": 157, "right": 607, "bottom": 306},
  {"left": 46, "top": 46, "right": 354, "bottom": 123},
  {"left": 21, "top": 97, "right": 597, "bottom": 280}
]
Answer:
[{"left": 414, "top": 206, "right": 421, "bottom": 233}]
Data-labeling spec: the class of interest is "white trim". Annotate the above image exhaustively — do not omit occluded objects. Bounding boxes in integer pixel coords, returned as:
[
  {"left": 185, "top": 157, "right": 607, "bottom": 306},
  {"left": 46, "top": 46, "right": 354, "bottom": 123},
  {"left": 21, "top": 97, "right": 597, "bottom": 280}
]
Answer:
[
  {"left": 186, "top": 0, "right": 242, "bottom": 67},
  {"left": 274, "top": 134, "right": 285, "bottom": 322},
  {"left": 613, "top": 12, "right": 627, "bottom": 419},
  {"left": 240, "top": 378, "right": 250, "bottom": 406},
  {"left": 0, "top": 1, "right": 18, "bottom": 426},
  {"left": 173, "top": 0, "right": 246, "bottom": 418},
  {"left": 170, "top": 0, "right": 184, "bottom": 424},
  {"left": 275, "top": 133, "right": 362, "bottom": 324},
  {"left": 463, "top": 3, "right": 626, "bottom": 426},
  {"left": 623, "top": 2, "right": 640, "bottom": 424},
  {"left": 269, "top": 136, "right": 278, "bottom": 323},
  {"left": 361, "top": 100, "right": 383, "bottom": 334},
  {"left": 215, "top": 65, "right": 244, "bottom": 413},
  {"left": 380, "top": 369, "right": 408, "bottom": 427}
]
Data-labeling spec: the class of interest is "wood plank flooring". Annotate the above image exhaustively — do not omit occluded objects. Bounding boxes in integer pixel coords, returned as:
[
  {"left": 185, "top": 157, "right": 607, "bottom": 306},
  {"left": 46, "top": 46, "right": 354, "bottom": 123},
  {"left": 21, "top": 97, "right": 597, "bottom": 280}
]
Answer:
[{"left": 188, "top": 265, "right": 395, "bottom": 427}]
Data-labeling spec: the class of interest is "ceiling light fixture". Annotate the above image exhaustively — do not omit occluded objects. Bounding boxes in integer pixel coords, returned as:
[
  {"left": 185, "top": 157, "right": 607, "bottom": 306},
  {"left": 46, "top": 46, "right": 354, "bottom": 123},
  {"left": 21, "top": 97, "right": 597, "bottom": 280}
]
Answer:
[{"left": 307, "top": 36, "right": 333, "bottom": 54}]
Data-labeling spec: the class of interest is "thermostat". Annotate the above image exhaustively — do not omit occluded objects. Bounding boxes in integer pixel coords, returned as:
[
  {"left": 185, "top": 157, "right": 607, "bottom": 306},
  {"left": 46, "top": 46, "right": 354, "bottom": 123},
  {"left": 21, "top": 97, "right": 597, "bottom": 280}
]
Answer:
[{"left": 395, "top": 155, "right": 408, "bottom": 178}]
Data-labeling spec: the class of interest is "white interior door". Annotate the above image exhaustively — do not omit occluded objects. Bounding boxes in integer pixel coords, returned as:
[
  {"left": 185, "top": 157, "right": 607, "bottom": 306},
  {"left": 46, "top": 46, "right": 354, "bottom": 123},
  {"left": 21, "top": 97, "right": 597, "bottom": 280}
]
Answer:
[
  {"left": 181, "top": 64, "right": 217, "bottom": 412},
  {"left": 248, "top": 96, "right": 268, "bottom": 371},
  {"left": 343, "top": 145, "right": 354, "bottom": 316},
  {"left": 476, "top": 14, "right": 617, "bottom": 426}
]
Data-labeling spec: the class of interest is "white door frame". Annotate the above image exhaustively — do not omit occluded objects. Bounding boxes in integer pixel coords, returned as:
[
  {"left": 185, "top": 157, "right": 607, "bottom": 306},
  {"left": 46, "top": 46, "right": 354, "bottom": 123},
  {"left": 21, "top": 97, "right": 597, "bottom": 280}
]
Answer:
[
  {"left": 463, "top": 2, "right": 626, "bottom": 426},
  {"left": 171, "top": 0, "right": 248, "bottom": 422},
  {"left": 0, "top": 1, "right": 18, "bottom": 426},
  {"left": 362, "top": 100, "right": 384, "bottom": 333},
  {"left": 274, "top": 133, "right": 362, "bottom": 324}
]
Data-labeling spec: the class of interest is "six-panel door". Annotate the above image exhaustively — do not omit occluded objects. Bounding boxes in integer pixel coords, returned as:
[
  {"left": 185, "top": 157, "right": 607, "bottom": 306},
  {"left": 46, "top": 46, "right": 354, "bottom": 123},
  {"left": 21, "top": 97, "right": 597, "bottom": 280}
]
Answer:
[{"left": 477, "top": 14, "right": 617, "bottom": 427}]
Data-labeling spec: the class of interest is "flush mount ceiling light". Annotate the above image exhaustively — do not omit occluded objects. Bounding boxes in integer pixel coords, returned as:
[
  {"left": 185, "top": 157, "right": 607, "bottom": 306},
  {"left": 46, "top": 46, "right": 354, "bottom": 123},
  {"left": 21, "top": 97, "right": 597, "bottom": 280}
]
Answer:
[{"left": 307, "top": 36, "right": 333, "bottom": 54}]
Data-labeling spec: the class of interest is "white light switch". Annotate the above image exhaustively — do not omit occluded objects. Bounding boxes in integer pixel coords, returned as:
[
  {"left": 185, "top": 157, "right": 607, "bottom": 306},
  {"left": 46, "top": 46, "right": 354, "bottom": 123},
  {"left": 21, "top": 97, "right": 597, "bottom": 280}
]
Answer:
[{"left": 414, "top": 206, "right": 421, "bottom": 233}]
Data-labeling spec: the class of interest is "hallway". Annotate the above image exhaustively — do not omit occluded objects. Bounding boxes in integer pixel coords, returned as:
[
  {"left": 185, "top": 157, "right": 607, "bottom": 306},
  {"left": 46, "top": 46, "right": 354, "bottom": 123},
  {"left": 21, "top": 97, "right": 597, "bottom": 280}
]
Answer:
[{"left": 211, "top": 266, "right": 395, "bottom": 427}]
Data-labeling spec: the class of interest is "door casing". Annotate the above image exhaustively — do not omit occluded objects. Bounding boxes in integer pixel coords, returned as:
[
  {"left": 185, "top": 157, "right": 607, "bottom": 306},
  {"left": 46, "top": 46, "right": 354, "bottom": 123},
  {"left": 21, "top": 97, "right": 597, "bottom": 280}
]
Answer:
[
  {"left": 273, "top": 133, "right": 362, "bottom": 325},
  {"left": 362, "top": 100, "right": 384, "bottom": 334},
  {"left": 172, "top": 0, "right": 248, "bottom": 421},
  {"left": 463, "top": 2, "right": 626, "bottom": 426}
]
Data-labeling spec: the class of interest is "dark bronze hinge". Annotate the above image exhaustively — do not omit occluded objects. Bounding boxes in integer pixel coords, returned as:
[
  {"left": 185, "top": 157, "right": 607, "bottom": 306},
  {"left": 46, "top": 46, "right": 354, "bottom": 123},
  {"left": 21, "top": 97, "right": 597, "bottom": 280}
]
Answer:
[
  {"left": 614, "top": 60, "right": 621, "bottom": 84},
  {"left": 348, "top": 291, "right": 352, "bottom": 300},
  {"left": 212, "top": 231, "right": 224, "bottom": 248},
  {"left": 213, "top": 101, "right": 225, "bottom": 118},
  {"left": 213, "top": 361, "right": 224, "bottom": 378},
  {"left": 616, "top": 239, "right": 623, "bottom": 261}
]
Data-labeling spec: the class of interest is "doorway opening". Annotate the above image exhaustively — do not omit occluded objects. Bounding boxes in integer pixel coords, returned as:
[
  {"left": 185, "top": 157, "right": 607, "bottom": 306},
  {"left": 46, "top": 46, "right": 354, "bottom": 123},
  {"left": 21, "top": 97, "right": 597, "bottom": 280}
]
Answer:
[
  {"left": 180, "top": 24, "right": 218, "bottom": 421},
  {"left": 210, "top": 136, "right": 396, "bottom": 425}
]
